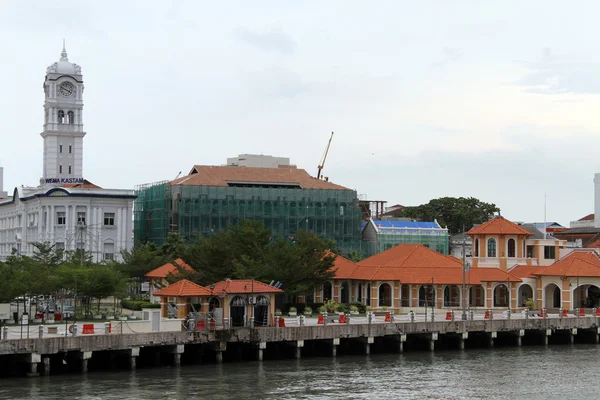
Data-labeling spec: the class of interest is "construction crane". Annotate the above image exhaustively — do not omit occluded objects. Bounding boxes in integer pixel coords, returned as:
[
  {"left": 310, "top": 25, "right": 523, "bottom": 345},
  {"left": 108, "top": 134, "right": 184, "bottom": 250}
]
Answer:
[{"left": 317, "top": 131, "right": 334, "bottom": 180}]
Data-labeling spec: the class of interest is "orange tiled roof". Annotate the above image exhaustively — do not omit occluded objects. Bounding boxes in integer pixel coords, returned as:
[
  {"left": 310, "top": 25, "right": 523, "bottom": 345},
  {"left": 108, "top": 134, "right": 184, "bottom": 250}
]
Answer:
[
  {"left": 152, "top": 279, "right": 212, "bottom": 297},
  {"left": 508, "top": 265, "right": 542, "bottom": 279},
  {"left": 170, "top": 165, "right": 350, "bottom": 190},
  {"left": 346, "top": 265, "right": 520, "bottom": 284},
  {"left": 533, "top": 250, "right": 600, "bottom": 277},
  {"left": 579, "top": 213, "right": 595, "bottom": 221},
  {"left": 212, "top": 279, "right": 283, "bottom": 294},
  {"left": 145, "top": 258, "right": 194, "bottom": 278},
  {"left": 330, "top": 253, "right": 359, "bottom": 279},
  {"left": 359, "top": 244, "right": 462, "bottom": 268},
  {"left": 467, "top": 217, "right": 532, "bottom": 236}
]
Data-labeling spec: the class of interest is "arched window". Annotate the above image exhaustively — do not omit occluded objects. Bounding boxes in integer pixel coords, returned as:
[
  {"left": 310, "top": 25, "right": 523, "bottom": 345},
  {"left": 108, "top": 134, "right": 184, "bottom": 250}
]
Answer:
[
  {"left": 507, "top": 238, "right": 516, "bottom": 258},
  {"left": 67, "top": 111, "right": 74, "bottom": 124},
  {"left": 474, "top": 238, "right": 479, "bottom": 257},
  {"left": 378, "top": 283, "right": 392, "bottom": 307},
  {"left": 322, "top": 281, "right": 332, "bottom": 301},
  {"left": 57, "top": 110, "right": 65, "bottom": 124},
  {"left": 487, "top": 238, "right": 497, "bottom": 257}
]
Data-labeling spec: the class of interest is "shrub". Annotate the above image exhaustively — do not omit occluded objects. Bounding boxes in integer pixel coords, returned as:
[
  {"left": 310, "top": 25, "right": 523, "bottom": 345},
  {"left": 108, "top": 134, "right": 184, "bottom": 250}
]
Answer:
[
  {"left": 121, "top": 300, "right": 160, "bottom": 311},
  {"left": 304, "top": 307, "right": 312, "bottom": 314},
  {"left": 349, "top": 302, "right": 367, "bottom": 313},
  {"left": 319, "top": 305, "right": 327, "bottom": 313},
  {"left": 289, "top": 306, "right": 297, "bottom": 312},
  {"left": 336, "top": 303, "right": 346, "bottom": 313},
  {"left": 323, "top": 299, "right": 339, "bottom": 313},
  {"left": 525, "top": 298, "right": 536, "bottom": 311},
  {"left": 349, "top": 305, "right": 359, "bottom": 312},
  {"left": 366, "top": 306, "right": 372, "bottom": 312}
]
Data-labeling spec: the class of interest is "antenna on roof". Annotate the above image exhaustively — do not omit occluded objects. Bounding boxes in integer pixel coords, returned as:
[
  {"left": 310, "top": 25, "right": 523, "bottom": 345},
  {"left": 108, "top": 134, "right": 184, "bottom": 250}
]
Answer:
[{"left": 174, "top": 171, "right": 182, "bottom": 180}]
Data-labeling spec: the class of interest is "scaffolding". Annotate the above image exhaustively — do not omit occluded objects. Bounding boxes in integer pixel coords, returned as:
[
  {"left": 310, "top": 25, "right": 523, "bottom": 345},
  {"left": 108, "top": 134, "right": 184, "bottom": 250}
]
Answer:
[
  {"left": 134, "top": 181, "right": 364, "bottom": 253},
  {"left": 375, "top": 229, "right": 449, "bottom": 255}
]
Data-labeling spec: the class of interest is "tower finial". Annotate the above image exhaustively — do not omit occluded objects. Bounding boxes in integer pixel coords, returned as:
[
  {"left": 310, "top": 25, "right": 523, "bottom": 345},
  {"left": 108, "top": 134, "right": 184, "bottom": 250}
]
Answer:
[{"left": 60, "top": 39, "right": 68, "bottom": 61}]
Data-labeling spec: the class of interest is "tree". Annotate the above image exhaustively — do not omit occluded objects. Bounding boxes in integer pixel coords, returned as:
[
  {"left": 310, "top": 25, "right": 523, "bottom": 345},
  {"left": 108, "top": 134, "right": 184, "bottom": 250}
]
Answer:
[
  {"left": 31, "top": 242, "right": 63, "bottom": 267},
  {"left": 396, "top": 197, "right": 500, "bottom": 235},
  {"left": 160, "top": 232, "right": 186, "bottom": 260},
  {"left": 119, "top": 242, "right": 166, "bottom": 278},
  {"left": 346, "top": 251, "right": 364, "bottom": 262}
]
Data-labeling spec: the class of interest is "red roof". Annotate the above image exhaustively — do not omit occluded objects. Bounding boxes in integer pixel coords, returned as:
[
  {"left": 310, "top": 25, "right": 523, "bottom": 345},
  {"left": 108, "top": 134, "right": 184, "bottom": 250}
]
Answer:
[
  {"left": 508, "top": 265, "right": 541, "bottom": 279},
  {"left": 579, "top": 213, "right": 595, "bottom": 221},
  {"left": 152, "top": 279, "right": 212, "bottom": 297},
  {"left": 359, "top": 244, "right": 462, "bottom": 268},
  {"left": 211, "top": 279, "right": 283, "bottom": 294},
  {"left": 533, "top": 250, "right": 600, "bottom": 277},
  {"left": 467, "top": 217, "right": 532, "bottom": 236},
  {"left": 145, "top": 258, "right": 194, "bottom": 278},
  {"left": 330, "top": 253, "right": 359, "bottom": 279}
]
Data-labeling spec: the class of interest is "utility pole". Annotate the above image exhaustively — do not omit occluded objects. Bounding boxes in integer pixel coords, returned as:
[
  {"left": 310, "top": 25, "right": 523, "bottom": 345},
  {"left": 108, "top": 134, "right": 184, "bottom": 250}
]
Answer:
[{"left": 462, "top": 229, "right": 467, "bottom": 320}]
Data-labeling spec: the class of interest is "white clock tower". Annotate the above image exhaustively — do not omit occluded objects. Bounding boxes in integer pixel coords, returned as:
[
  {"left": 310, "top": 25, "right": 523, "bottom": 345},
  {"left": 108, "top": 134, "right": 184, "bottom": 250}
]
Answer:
[{"left": 41, "top": 42, "right": 86, "bottom": 185}]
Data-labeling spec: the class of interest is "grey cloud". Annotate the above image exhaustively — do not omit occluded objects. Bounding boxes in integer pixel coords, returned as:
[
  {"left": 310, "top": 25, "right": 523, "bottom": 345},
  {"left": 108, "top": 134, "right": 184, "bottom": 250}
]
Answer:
[{"left": 235, "top": 27, "right": 297, "bottom": 55}]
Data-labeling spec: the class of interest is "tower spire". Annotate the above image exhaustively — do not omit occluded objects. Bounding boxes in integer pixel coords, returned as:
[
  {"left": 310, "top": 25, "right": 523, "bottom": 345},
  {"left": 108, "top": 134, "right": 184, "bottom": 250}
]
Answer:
[{"left": 60, "top": 39, "right": 68, "bottom": 61}]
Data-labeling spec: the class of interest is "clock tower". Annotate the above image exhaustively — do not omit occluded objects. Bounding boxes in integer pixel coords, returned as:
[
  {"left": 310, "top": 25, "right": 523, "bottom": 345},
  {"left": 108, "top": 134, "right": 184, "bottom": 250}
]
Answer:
[{"left": 41, "top": 42, "right": 86, "bottom": 185}]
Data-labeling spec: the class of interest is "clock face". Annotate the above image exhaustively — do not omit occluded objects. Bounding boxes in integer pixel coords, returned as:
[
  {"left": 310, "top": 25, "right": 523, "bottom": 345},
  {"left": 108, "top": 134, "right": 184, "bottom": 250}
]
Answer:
[{"left": 59, "top": 82, "right": 75, "bottom": 97}]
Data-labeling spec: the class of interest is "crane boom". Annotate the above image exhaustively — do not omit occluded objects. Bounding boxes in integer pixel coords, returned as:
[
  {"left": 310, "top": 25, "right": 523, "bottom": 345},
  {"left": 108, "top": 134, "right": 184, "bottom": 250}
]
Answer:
[{"left": 317, "top": 131, "right": 334, "bottom": 180}]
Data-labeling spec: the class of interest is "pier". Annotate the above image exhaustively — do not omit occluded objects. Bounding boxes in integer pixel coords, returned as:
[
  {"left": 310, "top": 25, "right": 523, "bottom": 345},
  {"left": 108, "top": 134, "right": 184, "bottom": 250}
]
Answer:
[{"left": 1, "top": 313, "right": 599, "bottom": 378}]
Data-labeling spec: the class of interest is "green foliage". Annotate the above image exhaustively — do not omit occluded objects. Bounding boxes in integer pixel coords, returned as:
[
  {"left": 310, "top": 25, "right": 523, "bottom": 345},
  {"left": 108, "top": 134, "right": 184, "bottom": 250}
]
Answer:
[
  {"left": 525, "top": 298, "right": 536, "bottom": 310},
  {"left": 346, "top": 251, "right": 364, "bottom": 262},
  {"left": 289, "top": 306, "right": 297, "bottom": 312},
  {"left": 304, "top": 306, "right": 312, "bottom": 314},
  {"left": 336, "top": 303, "right": 347, "bottom": 313},
  {"left": 323, "top": 299, "right": 339, "bottom": 313},
  {"left": 396, "top": 197, "right": 500, "bottom": 235},
  {"left": 349, "top": 305, "right": 359, "bottom": 312},
  {"left": 121, "top": 299, "right": 160, "bottom": 310},
  {"left": 119, "top": 242, "right": 166, "bottom": 278},
  {"left": 349, "top": 301, "right": 367, "bottom": 313}
]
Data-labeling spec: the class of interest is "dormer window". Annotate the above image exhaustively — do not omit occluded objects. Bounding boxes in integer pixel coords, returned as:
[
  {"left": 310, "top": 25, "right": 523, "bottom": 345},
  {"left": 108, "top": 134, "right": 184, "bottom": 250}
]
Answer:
[
  {"left": 487, "top": 238, "right": 497, "bottom": 258},
  {"left": 58, "top": 110, "right": 65, "bottom": 124}
]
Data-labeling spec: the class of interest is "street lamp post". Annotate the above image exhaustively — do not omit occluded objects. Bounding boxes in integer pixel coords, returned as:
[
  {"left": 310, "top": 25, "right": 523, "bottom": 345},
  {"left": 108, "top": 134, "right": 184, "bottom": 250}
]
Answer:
[{"left": 462, "top": 233, "right": 467, "bottom": 320}]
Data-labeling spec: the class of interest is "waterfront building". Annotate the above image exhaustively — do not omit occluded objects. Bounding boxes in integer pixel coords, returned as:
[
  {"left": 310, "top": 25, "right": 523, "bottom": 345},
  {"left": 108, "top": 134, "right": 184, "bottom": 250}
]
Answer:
[
  {"left": 134, "top": 165, "right": 363, "bottom": 253},
  {"left": 362, "top": 218, "right": 449, "bottom": 256},
  {"left": 0, "top": 45, "right": 135, "bottom": 262},
  {"left": 145, "top": 258, "right": 195, "bottom": 303}
]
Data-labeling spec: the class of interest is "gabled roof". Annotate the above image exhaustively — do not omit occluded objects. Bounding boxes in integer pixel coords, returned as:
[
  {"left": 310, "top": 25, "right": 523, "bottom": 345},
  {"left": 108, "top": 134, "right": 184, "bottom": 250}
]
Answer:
[
  {"left": 359, "top": 244, "right": 462, "bottom": 268},
  {"left": 62, "top": 179, "right": 102, "bottom": 189},
  {"left": 145, "top": 258, "right": 194, "bottom": 279},
  {"left": 152, "top": 279, "right": 212, "bottom": 297},
  {"left": 533, "top": 250, "right": 600, "bottom": 277},
  {"left": 508, "top": 265, "right": 541, "bottom": 279},
  {"left": 579, "top": 213, "right": 595, "bottom": 221},
  {"left": 467, "top": 217, "right": 532, "bottom": 236},
  {"left": 170, "top": 165, "right": 350, "bottom": 190},
  {"left": 212, "top": 279, "right": 283, "bottom": 294}
]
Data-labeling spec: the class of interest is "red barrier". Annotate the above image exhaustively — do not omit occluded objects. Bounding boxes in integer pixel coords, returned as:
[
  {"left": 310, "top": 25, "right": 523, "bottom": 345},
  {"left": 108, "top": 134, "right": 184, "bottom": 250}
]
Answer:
[
  {"left": 317, "top": 315, "right": 324, "bottom": 325},
  {"left": 384, "top": 313, "right": 391, "bottom": 322},
  {"left": 197, "top": 320, "right": 206, "bottom": 330},
  {"left": 540, "top": 309, "right": 547, "bottom": 318},
  {"left": 82, "top": 323, "right": 95, "bottom": 334},
  {"left": 562, "top": 309, "right": 568, "bottom": 317},
  {"left": 54, "top": 313, "right": 62, "bottom": 322},
  {"left": 108, "top": 322, "right": 112, "bottom": 333},
  {"left": 339, "top": 314, "right": 347, "bottom": 324},
  {"left": 210, "top": 320, "right": 215, "bottom": 330},
  {"left": 595, "top": 308, "right": 600, "bottom": 317},
  {"left": 445, "top": 311, "right": 453, "bottom": 321},
  {"left": 278, "top": 317, "right": 286, "bottom": 328},
  {"left": 579, "top": 308, "right": 585, "bottom": 317},
  {"left": 484, "top": 310, "right": 490, "bottom": 319}
]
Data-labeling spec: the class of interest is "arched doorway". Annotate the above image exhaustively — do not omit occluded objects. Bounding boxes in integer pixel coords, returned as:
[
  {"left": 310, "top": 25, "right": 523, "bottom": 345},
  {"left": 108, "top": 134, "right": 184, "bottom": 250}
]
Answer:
[
  {"left": 588, "top": 285, "right": 600, "bottom": 307},
  {"left": 357, "top": 283, "right": 363, "bottom": 303},
  {"left": 253, "top": 295, "right": 270, "bottom": 327},
  {"left": 229, "top": 296, "right": 247, "bottom": 327},
  {"left": 444, "top": 285, "right": 460, "bottom": 307},
  {"left": 493, "top": 284, "right": 509, "bottom": 307},
  {"left": 209, "top": 297, "right": 220, "bottom": 311},
  {"left": 341, "top": 282, "right": 350, "bottom": 304},
  {"left": 366, "top": 284, "right": 371, "bottom": 306},
  {"left": 469, "top": 285, "right": 485, "bottom": 307},
  {"left": 518, "top": 284, "right": 533, "bottom": 307},
  {"left": 544, "top": 284, "right": 561, "bottom": 309},
  {"left": 419, "top": 285, "right": 436, "bottom": 307},
  {"left": 378, "top": 283, "right": 392, "bottom": 307},
  {"left": 323, "top": 281, "right": 332, "bottom": 301}
]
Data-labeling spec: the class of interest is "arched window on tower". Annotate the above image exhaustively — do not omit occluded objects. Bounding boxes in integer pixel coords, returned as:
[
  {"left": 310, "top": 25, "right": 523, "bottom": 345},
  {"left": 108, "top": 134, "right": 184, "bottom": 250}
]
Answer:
[
  {"left": 67, "top": 111, "right": 74, "bottom": 124},
  {"left": 507, "top": 238, "right": 516, "bottom": 258},
  {"left": 58, "top": 110, "right": 65, "bottom": 124},
  {"left": 487, "top": 238, "right": 497, "bottom": 258}
]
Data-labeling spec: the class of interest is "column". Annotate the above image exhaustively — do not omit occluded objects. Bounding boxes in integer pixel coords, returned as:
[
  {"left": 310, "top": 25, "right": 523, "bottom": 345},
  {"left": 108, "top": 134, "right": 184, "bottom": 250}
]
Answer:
[
  {"left": 295, "top": 340, "right": 304, "bottom": 359},
  {"left": 168, "top": 344, "right": 184, "bottom": 367},
  {"left": 570, "top": 328, "right": 577, "bottom": 345},
  {"left": 365, "top": 337, "right": 374, "bottom": 355},
  {"left": 544, "top": 329, "right": 551, "bottom": 346},
  {"left": 489, "top": 331, "right": 497, "bottom": 348},
  {"left": 86, "top": 205, "right": 91, "bottom": 254},
  {"left": 116, "top": 208, "right": 121, "bottom": 255},
  {"left": 429, "top": 332, "right": 438, "bottom": 352},
  {"left": 257, "top": 342, "right": 266, "bottom": 361},
  {"left": 65, "top": 206, "right": 70, "bottom": 249},
  {"left": 215, "top": 342, "right": 226, "bottom": 364},
  {"left": 398, "top": 334, "right": 406, "bottom": 353},
  {"left": 79, "top": 351, "right": 92, "bottom": 373},
  {"left": 516, "top": 329, "right": 524, "bottom": 347},
  {"left": 129, "top": 347, "right": 140, "bottom": 370},
  {"left": 332, "top": 338, "right": 339, "bottom": 357},
  {"left": 41, "top": 356, "right": 51, "bottom": 376},
  {"left": 25, "top": 353, "right": 41, "bottom": 378},
  {"left": 459, "top": 332, "right": 468, "bottom": 350}
]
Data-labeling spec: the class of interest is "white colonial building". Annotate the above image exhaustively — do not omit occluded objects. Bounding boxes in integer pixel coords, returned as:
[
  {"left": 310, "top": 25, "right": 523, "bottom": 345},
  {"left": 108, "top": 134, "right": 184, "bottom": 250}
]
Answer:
[{"left": 0, "top": 44, "right": 135, "bottom": 262}]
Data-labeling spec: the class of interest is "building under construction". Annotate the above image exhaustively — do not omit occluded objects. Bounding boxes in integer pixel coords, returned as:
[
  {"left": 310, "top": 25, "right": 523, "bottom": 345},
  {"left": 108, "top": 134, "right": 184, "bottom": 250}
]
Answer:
[{"left": 134, "top": 164, "right": 364, "bottom": 253}]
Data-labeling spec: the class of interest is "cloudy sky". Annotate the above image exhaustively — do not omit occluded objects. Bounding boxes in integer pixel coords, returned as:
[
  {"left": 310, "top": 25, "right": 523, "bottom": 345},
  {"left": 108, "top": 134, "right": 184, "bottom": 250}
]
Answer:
[{"left": 1, "top": 1, "right": 599, "bottom": 226}]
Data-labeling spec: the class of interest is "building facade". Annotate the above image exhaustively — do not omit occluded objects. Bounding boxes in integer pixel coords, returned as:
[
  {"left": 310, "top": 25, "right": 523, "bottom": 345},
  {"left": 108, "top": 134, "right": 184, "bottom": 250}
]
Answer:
[
  {"left": 362, "top": 218, "right": 449, "bottom": 256},
  {"left": 134, "top": 165, "right": 363, "bottom": 252},
  {"left": 0, "top": 45, "right": 135, "bottom": 262}
]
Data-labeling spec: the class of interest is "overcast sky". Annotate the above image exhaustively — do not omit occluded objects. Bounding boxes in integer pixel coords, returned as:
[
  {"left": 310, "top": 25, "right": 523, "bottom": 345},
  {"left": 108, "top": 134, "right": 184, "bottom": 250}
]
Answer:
[{"left": 1, "top": 1, "right": 599, "bottom": 226}]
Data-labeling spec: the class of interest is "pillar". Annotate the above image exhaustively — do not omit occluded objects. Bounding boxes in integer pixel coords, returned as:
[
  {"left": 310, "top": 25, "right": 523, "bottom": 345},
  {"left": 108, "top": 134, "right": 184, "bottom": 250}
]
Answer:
[
  {"left": 79, "top": 351, "right": 92, "bottom": 373},
  {"left": 544, "top": 329, "right": 551, "bottom": 346},
  {"left": 169, "top": 344, "right": 184, "bottom": 367},
  {"left": 332, "top": 338, "right": 339, "bottom": 357},
  {"left": 25, "top": 353, "right": 41, "bottom": 378},
  {"left": 215, "top": 351, "right": 223, "bottom": 364},
  {"left": 295, "top": 340, "right": 304, "bottom": 359},
  {"left": 570, "top": 328, "right": 577, "bottom": 345},
  {"left": 365, "top": 337, "right": 374, "bottom": 355},
  {"left": 459, "top": 332, "right": 468, "bottom": 350},
  {"left": 516, "top": 329, "right": 524, "bottom": 347},
  {"left": 129, "top": 347, "right": 140, "bottom": 370},
  {"left": 429, "top": 332, "right": 438, "bottom": 352},
  {"left": 41, "top": 356, "right": 51, "bottom": 376},
  {"left": 489, "top": 331, "right": 497, "bottom": 348},
  {"left": 398, "top": 334, "right": 406, "bottom": 353},
  {"left": 257, "top": 342, "right": 266, "bottom": 361}
]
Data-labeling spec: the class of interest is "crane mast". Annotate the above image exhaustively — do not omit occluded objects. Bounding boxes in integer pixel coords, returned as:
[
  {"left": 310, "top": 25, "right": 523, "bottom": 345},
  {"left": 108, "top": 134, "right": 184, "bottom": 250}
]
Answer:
[{"left": 317, "top": 131, "right": 334, "bottom": 180}]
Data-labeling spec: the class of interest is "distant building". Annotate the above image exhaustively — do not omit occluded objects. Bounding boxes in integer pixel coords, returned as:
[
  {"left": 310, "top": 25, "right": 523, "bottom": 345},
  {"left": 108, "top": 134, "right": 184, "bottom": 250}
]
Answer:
[
  {"left": 557, "top": 173, "right": 600, "bottom": 247},
  {"left": 226, "top": 154, "right": 292, "bottom": 169},
  {"left": 0, "top": 167, "right": 7, "bottom": 199},
  {"left": 0, "top": 45, "right": 135, "bottom": 262},
  {"left": 449, "top": 232, "right": 472, "bottom": 259},
  {"left": 530, "top": 222, "right": 568, "bottom": 234},
  {"left": 134, "top": 164, "right": 363, "bottom": 253},
  {"left": 362, "top": 218, "right": 449, "bottom": 255}
]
